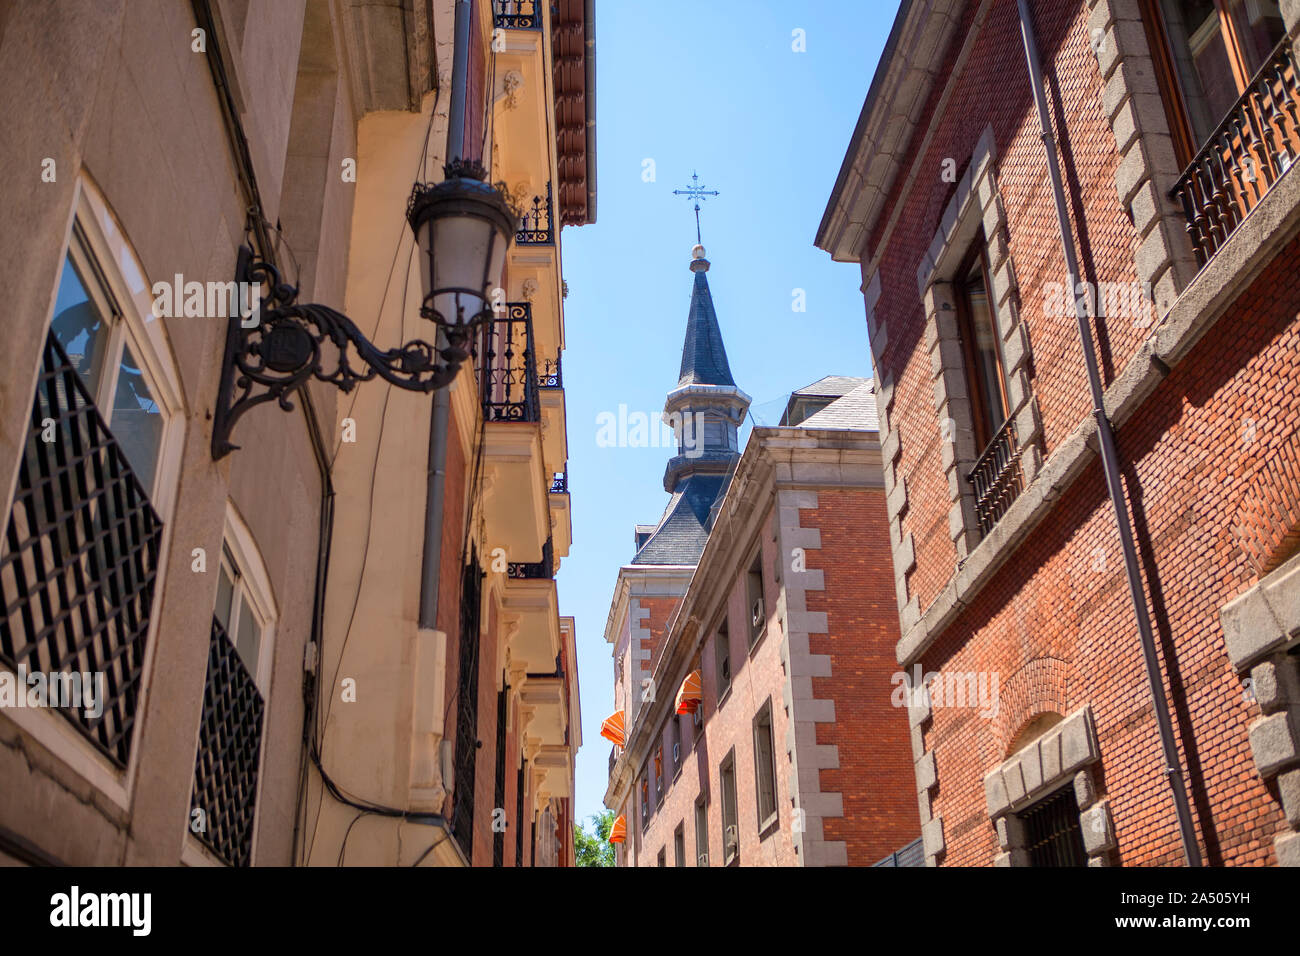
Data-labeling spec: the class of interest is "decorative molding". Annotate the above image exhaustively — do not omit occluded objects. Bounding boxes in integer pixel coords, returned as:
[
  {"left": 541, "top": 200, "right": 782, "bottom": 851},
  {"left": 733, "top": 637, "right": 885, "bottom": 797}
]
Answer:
[
  {"left": 1087, "top": 0, "right": 1198, "bottom": 315},
  {"left": 1220, "top": 550, "right": 1300, "bottom": 864},
  {"left": 985, "top": 706, "right": 1109, "bottom": 866}
]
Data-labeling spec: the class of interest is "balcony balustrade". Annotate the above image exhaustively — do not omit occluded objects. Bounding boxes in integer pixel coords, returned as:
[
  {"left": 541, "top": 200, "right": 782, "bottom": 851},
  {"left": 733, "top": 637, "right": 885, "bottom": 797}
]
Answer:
[
  {"left": 516, "top": 183, "right": 555, "bottom": 245},
  {"left": 475, "top": 303, "right": 540, "bottom": 423},
  {"left": 967, "top": 417, "right": 1024, "bottom": 539},
  {"left": 493, "top": 0, "right": 541, "bottom": 30},
  {"left": 1171, "top": 38, "right": 1299, "bottom": 266}
]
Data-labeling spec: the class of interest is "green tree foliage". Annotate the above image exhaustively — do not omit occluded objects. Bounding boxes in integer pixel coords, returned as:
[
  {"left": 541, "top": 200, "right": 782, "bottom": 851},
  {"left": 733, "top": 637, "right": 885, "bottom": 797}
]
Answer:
[{"left": 574, "top": 809, "right": 616, "bottom": 867}]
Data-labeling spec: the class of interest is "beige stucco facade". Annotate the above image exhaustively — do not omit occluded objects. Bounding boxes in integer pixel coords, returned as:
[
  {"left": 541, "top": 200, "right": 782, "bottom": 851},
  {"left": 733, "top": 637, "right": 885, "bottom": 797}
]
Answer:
[{"left": 0, "top": 0, "right": 589, "bottom": 868}]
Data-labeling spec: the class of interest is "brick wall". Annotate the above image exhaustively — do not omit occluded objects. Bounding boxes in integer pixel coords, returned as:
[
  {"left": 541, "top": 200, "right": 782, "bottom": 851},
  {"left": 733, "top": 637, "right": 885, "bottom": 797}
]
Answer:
[
  {"left": 803, "top": 489, "right": 919, "bottom": 864},
  {"left": 867, "top": 0, "right": 1300, "bottom": 865}
]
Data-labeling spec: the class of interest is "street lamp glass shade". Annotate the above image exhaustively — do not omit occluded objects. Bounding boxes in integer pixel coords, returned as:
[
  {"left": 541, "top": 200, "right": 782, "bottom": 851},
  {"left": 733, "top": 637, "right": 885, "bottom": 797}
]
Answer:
[{"left": 407, "top": 167, "right": 516, "bottom": 328}]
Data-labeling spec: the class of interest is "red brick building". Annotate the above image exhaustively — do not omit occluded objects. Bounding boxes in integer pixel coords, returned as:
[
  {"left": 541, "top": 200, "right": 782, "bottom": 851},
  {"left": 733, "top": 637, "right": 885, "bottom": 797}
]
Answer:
[
  {"left": 818, "top": 0, "right": 1300, "bottom": 866},
  {"left": 601, "top": 245, "right": 918, "bottom": 866}
]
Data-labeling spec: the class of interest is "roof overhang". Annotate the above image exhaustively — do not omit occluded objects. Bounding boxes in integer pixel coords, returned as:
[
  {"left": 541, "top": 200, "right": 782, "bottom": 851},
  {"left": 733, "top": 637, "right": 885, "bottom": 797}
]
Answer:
[{"left": 814, "top": 0, "right": 966, "bottom": 262}]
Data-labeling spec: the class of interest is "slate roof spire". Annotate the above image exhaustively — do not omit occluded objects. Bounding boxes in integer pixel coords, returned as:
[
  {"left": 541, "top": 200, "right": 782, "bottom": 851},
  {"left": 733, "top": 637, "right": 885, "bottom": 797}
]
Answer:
[
  {"left": 677, "top": 245, "right": 736, "bottom": 388},
  {"left": 631, "top": 245, "right": 751, "bottom": 566}
]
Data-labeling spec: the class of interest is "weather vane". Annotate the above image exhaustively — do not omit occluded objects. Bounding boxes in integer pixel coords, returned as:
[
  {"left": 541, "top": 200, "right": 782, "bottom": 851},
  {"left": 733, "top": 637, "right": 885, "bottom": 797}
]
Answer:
[{"left": 672, "top": 171, "right": 720, "bottom": 244}]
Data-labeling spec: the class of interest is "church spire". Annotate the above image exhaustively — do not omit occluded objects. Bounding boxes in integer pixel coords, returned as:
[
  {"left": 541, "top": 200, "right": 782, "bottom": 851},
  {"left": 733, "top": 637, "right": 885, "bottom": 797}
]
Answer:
[
  {"left": 677, "top": 245, "right": 736, "bottom": 388},
  {"left": 630, "top": 243, "right": 751, "bottom": 566},
  {"left": 660, "top": 244, "right": 750, "bottom": 493}
]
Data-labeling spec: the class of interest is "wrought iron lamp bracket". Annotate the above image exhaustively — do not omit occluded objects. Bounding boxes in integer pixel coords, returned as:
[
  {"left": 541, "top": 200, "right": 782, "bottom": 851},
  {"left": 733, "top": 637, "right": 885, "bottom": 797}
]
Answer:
[{"left": 212, "top": 245, "right": 470, "bottom": 459}]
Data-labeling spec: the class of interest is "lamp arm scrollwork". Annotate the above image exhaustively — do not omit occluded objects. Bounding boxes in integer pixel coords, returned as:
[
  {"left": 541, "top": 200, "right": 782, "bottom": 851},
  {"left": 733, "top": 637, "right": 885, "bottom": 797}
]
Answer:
[{"left": 211, "top": 245, "right": 470, "bottom": 459}]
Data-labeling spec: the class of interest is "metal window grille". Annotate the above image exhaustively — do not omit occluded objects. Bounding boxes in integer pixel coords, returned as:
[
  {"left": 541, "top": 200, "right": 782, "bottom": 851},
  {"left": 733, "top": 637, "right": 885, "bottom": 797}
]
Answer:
[
  {"left": 451, "top": 554, "right": 483, "bottom": 863},
  {"left": 191, "top": 615, "right": 265, "bottom": 867},
  {"left": 493, "top": 687, "right": 508, "bottom": 867},
  {"left": 0, "top": 332, "right": 163, "bottom": 767},
  {"left": 1021, "top": 786, "right": 1087, "bottom": 867},
  {"left": 515, "top": 761, "right": 526, "bottom": 866}
]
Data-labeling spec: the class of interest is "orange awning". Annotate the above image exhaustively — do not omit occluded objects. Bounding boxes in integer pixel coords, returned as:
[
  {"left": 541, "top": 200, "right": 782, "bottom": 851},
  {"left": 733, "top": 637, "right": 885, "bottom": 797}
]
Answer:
[
  {"left": 600, "top": 711, "right": 626, "bottom": 748},
  {"left": 608, "top": 814, "right": 627, "bottom": 844},
  {"left": 675, "top": 670, "right": 702, "bottom": 715}
]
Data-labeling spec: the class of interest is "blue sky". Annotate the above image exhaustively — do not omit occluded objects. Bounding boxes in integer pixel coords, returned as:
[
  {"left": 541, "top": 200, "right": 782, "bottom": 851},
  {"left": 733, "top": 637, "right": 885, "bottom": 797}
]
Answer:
[{"left": 557, "top": 0, "right": 901, "bottom": 827}]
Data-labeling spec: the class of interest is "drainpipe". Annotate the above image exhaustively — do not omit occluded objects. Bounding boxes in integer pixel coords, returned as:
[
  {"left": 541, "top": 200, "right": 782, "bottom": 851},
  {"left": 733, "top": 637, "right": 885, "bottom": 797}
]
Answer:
[
  {"left": 1015, "top": 0, "right": 1202, "bottom": 867},
  {"left": 416, "top": 0, "right": 471, "bottom": 636}
]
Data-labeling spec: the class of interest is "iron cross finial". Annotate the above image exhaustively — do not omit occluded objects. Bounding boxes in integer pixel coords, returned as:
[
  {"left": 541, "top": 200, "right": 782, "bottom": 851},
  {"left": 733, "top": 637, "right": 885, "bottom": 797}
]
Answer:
[{"left": 672, "top": 171, "right": 720, "bottom": 244}]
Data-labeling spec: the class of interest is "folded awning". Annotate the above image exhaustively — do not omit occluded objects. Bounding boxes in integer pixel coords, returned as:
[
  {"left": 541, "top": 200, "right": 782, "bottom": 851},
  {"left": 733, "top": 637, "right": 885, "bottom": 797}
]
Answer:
[
  {"left": 600, "top": 710, "right": 626, "bottom": 748},
  {"left": 675, "top": 670, "right": 702, "bottom": 715},
  {"left": 608, "top": 814, "right": 627, "bottom": 844}
]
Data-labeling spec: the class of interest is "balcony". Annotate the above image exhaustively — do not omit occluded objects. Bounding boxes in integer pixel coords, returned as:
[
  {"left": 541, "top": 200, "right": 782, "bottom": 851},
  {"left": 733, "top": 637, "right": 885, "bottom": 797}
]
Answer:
[
  {"left": 477, "top": 304, "right": 539, "bottom": 423},
  {"left": 967, "top": 418, "right": 1024, "bottom": 539},
  {"left": 501, "top": 573, "right": 560, "bottom": 675},
  {"left": 477, "top": 306, "right": 549, "bottom": 564},
  {"left": 1171, "top": 38, "right": 1299, "bottom": 267},
  {"left": 516, "top": 183, "right": 555, "bottom": 245},
  {"left": 493, "top": 0, "right": 541, "bottom": 30},
  {"left": 508, "top": 537, "right": 554, "bottom": 579},
  {"left": 549, "top": 470, "right": 571, "bottom": 559},
  {"left": 191, "top": 616, "right": 265, "bottom": 867}
]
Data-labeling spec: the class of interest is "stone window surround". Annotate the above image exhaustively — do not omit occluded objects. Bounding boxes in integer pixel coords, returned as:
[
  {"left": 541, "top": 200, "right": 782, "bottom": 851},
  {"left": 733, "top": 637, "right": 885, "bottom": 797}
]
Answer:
[
  {"left": 1, "top": 176, "right": 188, "bottom": 819},
  {"left": 869, "top": 124, "right": 1045, "bottom": 636},
  {"left": 1220, "top": 547, "right": 1300, "bottom": 866},
  {"left": 982, "top": 705, "right": 1113, "bottom": 866}
]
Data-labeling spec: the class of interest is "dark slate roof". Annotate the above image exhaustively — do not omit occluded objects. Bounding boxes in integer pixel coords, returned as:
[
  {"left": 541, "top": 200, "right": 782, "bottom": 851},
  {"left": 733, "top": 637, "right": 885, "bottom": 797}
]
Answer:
[
  {"left": 677, "top": 271, "right": 736, "bottom": 387},
  {"left": 631, "top": 473, "right": 729, "bottom": 565}
]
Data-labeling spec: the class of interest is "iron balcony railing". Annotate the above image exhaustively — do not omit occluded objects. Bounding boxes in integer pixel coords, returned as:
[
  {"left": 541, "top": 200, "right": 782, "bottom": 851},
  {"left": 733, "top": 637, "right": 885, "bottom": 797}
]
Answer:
[
  {"left": 493, "top": 0, "right": 541, "bottom": 29},
  {"left": 1171, "top": 37, "right": 1299, "bottom": 266},
  {"left": 538, "top": 354, "right": 562, "bottom": 388},
  {"left": 967, "top": 417, "right": 1024, "bottom": 539},
  {"left": 475, "top": 303, "right": 540, "bottom": 423},
  {"left": 191, "top": 616, "right": 265, "bottom": 867},
  {"left": 0, "top": 332, "right": 163, "bottom": 768},
  {"left": 550, "top": 470, "right": 568, "bottom": 494},
  {"left": 507, "top": 537, "right": 554, "bottom": 580},
  {"left": 516, "top": 182, "right": 555, "bottom": 244}
]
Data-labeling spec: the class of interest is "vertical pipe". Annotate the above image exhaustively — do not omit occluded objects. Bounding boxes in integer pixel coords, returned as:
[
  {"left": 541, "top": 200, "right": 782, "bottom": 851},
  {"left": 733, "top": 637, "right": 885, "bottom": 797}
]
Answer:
[
  {"left": 1015, "top": 0, "right": 1202, "bottom": 866},
  {"left": 417, "top": 0, "right": 473, "bottom": 632}
]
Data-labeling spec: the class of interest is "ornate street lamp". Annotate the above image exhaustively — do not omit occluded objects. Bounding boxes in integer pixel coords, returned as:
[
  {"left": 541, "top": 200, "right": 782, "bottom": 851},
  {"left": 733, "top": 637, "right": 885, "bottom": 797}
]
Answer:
[{"left": 211, "top": 161, "right": 515, "bottom": 459}]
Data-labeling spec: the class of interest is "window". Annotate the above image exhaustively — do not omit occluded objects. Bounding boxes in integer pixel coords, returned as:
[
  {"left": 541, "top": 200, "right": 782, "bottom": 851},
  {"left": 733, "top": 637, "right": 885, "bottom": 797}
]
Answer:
[
  {"left": 52, "top": 227, "right": 168, "bottom": 494},
  {"left": 451, "top": 553, "right": 484, "bottom": 861},
  {"left": 720, "top": 749, "right": 739, "bottom": 865},
  {"left": 954, "top": 241, "right": 1010, "bottom": 455},
  {"left": 190, "top": 509, "right": 276, "bottom": 867},
  {"left": 715, "top": 620, "right": 732, "bottom": 699},
  {"left": 214, "top": 545, "right": 268, "bottom": 684},
  {"left": 674, "top": 824, "right": 686, "bottom": 867},
  {"left": 1143, "top": 0, "right": 1287, "bottom": 159},
  {"left": 654, "top": 746, "right": 664, "bottom": 805},
  {"left": 692, "top": 704, "right": 703, "bottom": 738},
  {"left": 640, "top": 777, "right": 650, "bottom": 829},
  {"left": 1, "top": 198, "right": 179, "bottom": 782},
  {"left": 1020, "top": 786, "right": 1087, "bottom": 867},
  {"left": 672, "top": 715, "right": 683, "bottom": 776},
  {"left": 746, "top": 556, "right": 766, "bottom": 647},
  {"left": 694, "top": 797, "right": 709, "bottom": 866},
  {"left": 753, "top": 701, "right": 778, "bottom": 832},
  {"left": 657, "top": 848, "right": 666, "bottom": 867}
]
